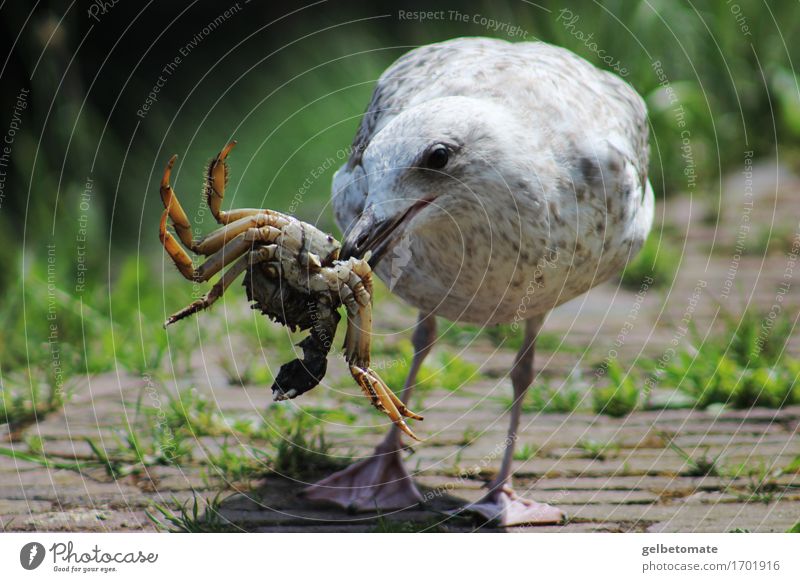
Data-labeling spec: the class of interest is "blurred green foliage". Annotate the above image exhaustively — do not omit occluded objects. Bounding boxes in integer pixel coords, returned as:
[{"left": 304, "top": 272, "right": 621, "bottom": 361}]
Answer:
[
  {"left": 655, "top": 309, "right": 800, "bottom": 409},
  {"left": 620, "top": 227, "right": 680, "bottom": 290}
]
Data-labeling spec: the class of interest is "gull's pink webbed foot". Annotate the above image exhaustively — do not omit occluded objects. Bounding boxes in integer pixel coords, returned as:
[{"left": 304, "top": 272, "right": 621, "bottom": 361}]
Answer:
[
  {"left": 464, "top": 485, "right": 565, "bottom": 526},
  {"left": 302, "top": 440, "right": 422, "bottom": 512}
]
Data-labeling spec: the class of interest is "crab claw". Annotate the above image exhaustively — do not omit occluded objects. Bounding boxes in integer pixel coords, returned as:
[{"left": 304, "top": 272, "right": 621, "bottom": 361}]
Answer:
[
  {"left": 270, "top": 336, "right": 329, "bottom": 401},
  {"left": 349, "top": 365, "right": 423, "bottom": 441},
  {"left": 206, "top": 140, "right": 237, "bottom": 223}
]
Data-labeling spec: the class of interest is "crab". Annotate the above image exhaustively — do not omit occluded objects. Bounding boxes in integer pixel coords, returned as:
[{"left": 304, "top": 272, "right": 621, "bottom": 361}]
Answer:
[{"left": 157, "top": 141, "right": 422, "bottom": 440}]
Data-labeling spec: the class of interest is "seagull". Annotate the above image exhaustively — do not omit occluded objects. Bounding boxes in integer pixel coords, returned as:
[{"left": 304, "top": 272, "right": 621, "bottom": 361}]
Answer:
[{"left": 303, "top": 37, "right": 654, "bottom": 526}]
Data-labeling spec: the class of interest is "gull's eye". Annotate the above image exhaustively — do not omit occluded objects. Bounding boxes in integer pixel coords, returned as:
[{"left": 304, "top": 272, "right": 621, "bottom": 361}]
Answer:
[{"left": 424, "top": 144, "right": 449, "bottom": 170}]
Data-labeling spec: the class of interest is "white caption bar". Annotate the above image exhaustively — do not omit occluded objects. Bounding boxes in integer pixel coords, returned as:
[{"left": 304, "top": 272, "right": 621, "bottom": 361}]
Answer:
[{"left": 0, "top": 533, "right": 797, "bottom": 580}]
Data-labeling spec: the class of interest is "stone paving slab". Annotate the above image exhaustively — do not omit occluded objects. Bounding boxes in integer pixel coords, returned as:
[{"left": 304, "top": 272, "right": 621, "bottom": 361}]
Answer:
[{"left": 2, "top": 381, "right": 798, "bottom": 532}]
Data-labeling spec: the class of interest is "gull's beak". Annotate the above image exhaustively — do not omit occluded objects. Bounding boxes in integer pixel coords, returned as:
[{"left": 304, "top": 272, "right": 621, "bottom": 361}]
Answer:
[{"left": 340, "top": 200, "right": 431, "bottom": 267}]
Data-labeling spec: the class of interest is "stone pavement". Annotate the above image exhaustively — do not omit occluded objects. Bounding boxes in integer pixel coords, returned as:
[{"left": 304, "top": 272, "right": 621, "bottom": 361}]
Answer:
[{"left": 1, "top": 370, "right": 798, "bottom": 532}]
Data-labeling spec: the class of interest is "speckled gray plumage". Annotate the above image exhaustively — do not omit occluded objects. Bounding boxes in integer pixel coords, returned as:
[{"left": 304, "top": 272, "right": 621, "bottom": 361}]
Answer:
[{"left": 332, "top": 37, "right": 654, "bottom": 325}]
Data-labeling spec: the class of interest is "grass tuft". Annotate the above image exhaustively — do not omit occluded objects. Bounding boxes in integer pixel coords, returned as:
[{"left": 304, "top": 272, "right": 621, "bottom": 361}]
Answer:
[
  {"left": 592, "top": 359, "right": 640, "bottom": 417},
  {"left": 513, "top": 443, "right": 539, "bottom": 462},
  {"left": 0, "top": 370, "right": 70, "bottom": 431},
  {"left": 663, "top": 438, "right": 723, "bottom": 478},
  {"left": 270, "top": 412, "right": 350, "bottom": 480},
  {"left": 577, "top": 438, "right": 620, "bottom": 461},
  {"left": 146, "top": 492, "right": 238, "bottom": 533},
  {"left": 525, "top": 372, "right": 587, "bottom": 413}
]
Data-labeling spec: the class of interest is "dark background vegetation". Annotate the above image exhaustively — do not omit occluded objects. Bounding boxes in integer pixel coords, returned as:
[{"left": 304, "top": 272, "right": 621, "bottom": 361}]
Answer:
[{"left": 0, "top": 0, "right": 798, "bottom": 376}]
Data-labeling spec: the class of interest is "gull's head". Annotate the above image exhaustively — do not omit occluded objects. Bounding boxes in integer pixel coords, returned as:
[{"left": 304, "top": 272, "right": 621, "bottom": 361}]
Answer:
[{"left": 339, "top": 96, "right": 524, "bottom": 266}]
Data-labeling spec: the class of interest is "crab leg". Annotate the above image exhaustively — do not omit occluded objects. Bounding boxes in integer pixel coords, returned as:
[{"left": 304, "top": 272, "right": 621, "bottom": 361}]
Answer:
[
  {"left": 193, "top": 212, "right": 290, "bottom": 255},
  {"left": 191, "top": 223, "right": 288, "bottom": 282},
  {"left": 334, "top": 260, "right": 374, "bottom": 368},
  {"left": 165, "top": 245, "right": 277, "bottom": 327},
  {"left": 159, "top": 208, "right": 195, "bottom": 280},
  {"left": 160, "top": 151, "right": 290, "bottom": 273},
  {"left": 206, "top": 140, "right": 236, "bottom": 224},
  {"left": 382, "top": 378, "right": 424, "bottom": 421},
  {"left": 205, "top": 141, "right": 293, "bottom": 226},
  {"left": 350, "top": 366, "right": 422, "bottom": 440},
  {"left": 160, "top": 155, "right": 194, "bottom": 249},
  {"left": 326, "top": 257, "right": 422, "bottom": 439},
  {"left": 159, "top": 156, "right": 201, "bottom": 280}
]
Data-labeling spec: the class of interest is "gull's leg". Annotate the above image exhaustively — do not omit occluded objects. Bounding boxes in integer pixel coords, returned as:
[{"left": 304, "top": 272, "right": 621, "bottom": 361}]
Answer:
[
  {"left": 461, "top": 313, "right": 565, "bottom": 526},
  {"left": 302, "top": 312, "right": 437, "bottom": 512}
]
